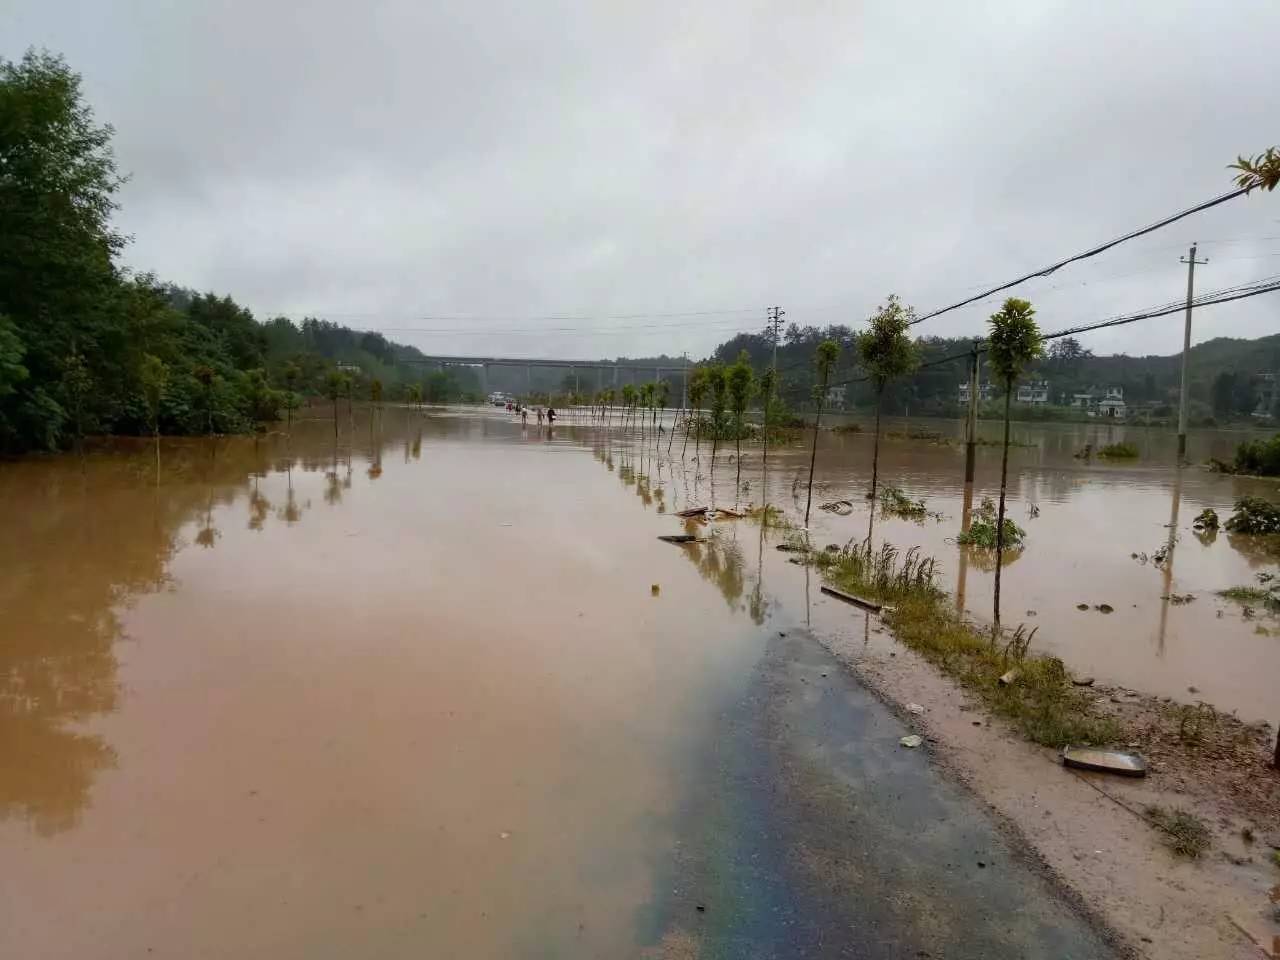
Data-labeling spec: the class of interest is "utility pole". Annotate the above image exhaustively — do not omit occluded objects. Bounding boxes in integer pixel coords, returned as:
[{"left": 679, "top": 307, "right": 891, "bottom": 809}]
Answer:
[
  {"left": 964, "top": 342, "right": 980, "bottom": 486},
  {"left": 1176, "top": 243, "right": 1209, "bottom": 461},
  {"left": 767, "top": 306, "right": 786, "bottom": 375}
]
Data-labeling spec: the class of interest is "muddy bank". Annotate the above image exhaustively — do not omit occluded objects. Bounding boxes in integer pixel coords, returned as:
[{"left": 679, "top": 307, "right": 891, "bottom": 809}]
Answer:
[{"left": 815, "top": 613, "right": 1280, "bottom": 960}]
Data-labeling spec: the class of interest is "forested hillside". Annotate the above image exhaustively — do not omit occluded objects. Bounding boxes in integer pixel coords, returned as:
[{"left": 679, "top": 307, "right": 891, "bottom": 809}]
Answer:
[{"left": 0, "top": 51, "right": 481, "bottom": 453}]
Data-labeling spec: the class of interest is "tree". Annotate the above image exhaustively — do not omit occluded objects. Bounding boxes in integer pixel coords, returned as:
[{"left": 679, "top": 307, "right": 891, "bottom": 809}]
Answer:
[
  {"left": 727, "top": 351, "right": 757, "bottom": 494},
  {"left": 857, "top": 295, "right": 920, "bottom": 508},
  {"left": 687, "top": 368, "right": 708, "bottom": 460},
  {"left": 325, "top": 370, "right": 345, "bottom": 437},
  {"left": 1230, "top": 146, "right": 1280, "bottom": 194},
  {"left": 138, "top": 353, "right": 167, "bottom": 473},
  {"left": 370, "top": 377, "right": 384, "bottom": 413},
  {"left": 758, "top": 366, "right": 777, "bottom": 511},
  {"left": 283, "top": 361, "right": 301, "bottom": 432},
  {"left": 621, "top": 384, "right": 637, "bottom": 428},
  {"left": 804, "top": 340, "right": 841, "bottom": 526},
  {"left": 193, "top": 365, "right": 215, "bottom": 435},
  {"left": 706, "top": 363, "right": 728, "bottom": 468},
  {"left": 0, "top": 51, "right": 126, "bottom": 452},
  {"left": 986, "top": 298, "right": 1044, "bottom": 634},
  {"left": 407, "top": 382, "right": 423, "bottom": 411}
]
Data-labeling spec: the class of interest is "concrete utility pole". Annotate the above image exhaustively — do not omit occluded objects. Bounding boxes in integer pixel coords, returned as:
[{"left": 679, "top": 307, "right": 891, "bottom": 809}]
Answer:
[
  {"left": 1176, "top": 243, "right": 1209, "bottom": 461},
  {"left": 964, "top": 342, "right": 980, "bottom": 486}
]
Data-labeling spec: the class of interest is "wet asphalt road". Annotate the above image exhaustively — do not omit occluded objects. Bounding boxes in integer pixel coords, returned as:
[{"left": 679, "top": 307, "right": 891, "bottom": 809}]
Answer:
[{"left": 643, "top": 626, "right": 1116, "bottom": 959}]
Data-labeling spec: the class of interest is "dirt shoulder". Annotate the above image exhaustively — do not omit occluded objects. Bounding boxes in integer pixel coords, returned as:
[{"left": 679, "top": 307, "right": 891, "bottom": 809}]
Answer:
[{"left": 817, "top": 614, "right": 1280, "bottom": 960}]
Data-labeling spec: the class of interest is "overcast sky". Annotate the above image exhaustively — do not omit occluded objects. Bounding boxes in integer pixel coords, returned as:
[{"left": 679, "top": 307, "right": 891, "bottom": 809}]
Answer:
[{"left": 6, "top": 1, "right": 1279, "bottom": 361}]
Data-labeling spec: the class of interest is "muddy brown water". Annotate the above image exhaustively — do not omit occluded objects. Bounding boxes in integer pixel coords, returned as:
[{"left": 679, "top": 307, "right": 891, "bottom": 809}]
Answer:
[{"left": 0, "top": 405, "right": 1273, "bottom": 956}]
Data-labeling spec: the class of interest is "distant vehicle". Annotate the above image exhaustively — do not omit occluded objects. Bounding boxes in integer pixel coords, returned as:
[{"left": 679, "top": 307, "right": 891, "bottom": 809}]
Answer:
[{"left": 488, "top": 392, "right": 510, "bottom": 407}]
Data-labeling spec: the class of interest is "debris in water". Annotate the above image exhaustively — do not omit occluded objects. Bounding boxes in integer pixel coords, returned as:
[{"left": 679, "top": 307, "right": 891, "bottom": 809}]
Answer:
[
  {"left": 715, "top": 508, "right": 746, "bottom": 519},
  {"left": 675, "top": 506, "right": 707, "bottom": 518},
  {"left": 650, "top": 584, "right": 660, "bottom": 596},
  {"left": 1061, "top": 746, "right": 1147, "bottom": 777},
  {"left": 1094, "top": 603, "right": 1114, "bottom": 614},
  {"left": 820, "top": 499, "right": 855, "bottom": 515},
  {"left": 906, "top": 703, "right": 925, "bottom": 715},
  {"left": 658, "top": 534, "right": 703, "bottom": 544},
  {"left": 899, "top": 734, "right": 924, "bottom": 748},
  {"left": 1071, "top": 676, "right": 1096, "bottom": 686},
  {"left": 776, "top": 542, "right": 806, "bottom": 553},
  {"left": 820, "top": 585, "right": 883, "bottom": 612},
  {"left": 1075, "top": 603, "right": 1089, "bottom": 611},
  {"left": 1162, "top": 593, "right": 1195, "bottom": 605},
  {"left": 998, "top": 669, "right": 1020, "bottom": 686}
]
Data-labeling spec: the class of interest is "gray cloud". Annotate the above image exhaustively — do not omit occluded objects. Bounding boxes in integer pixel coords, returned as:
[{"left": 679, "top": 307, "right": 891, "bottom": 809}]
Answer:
[{"left": 6, "top": 0, "right": 1279, "bottom": 360}]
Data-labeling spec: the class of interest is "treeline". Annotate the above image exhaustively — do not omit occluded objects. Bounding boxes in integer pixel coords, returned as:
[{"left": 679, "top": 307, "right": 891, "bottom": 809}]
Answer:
[
  {"left": 711, "top": 319, "right": 1280, "bottom": 421},
  {"left": 0, "top": 51, "right": 477, "bottom": 454}
]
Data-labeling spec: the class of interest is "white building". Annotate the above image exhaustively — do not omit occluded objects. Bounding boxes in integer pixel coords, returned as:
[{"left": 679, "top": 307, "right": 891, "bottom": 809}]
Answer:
[
  {"left": 958, "top": 381, "right": 996, "bottom": 404},
  {"left": 826, "top": 384, "right": 848, "bottom": 408},
  {"left": 1015, "top": 380, "right": 1050, "bottom": 405},
  {"left": 1096, "top": 386, "right": 1126, "bottom": 418}
]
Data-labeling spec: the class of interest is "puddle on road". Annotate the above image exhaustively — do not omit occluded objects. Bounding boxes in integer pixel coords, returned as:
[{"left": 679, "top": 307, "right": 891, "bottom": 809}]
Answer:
[{"left": 0, "top": 405, "right": 1274, "bottom": 956}]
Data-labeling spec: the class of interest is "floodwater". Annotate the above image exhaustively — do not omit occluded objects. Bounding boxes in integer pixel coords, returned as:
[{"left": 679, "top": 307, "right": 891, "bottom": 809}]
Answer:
[{"left": 0, "top": 403, "right": 1268, "bottom": 957}]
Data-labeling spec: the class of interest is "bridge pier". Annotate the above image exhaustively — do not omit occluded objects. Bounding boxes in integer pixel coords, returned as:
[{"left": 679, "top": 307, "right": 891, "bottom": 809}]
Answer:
[{"left": 477, "top": 364, "right": 488, "bottom": 396}]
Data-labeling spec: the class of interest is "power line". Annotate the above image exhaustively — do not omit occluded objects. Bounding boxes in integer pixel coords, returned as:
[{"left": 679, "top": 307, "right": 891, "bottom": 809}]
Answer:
[
  {"left": 908, "top": 186, "right": 1250, "bottom": 327},
  {"left": 817, "top": 278, "right": 1280, "bottom": 389}
]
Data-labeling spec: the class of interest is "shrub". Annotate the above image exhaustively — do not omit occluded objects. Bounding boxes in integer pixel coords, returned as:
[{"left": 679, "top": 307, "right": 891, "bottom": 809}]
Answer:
[
  {"left": 957, "top": 497, "right": 1026, "bottom": 548},
  {"left": 1225, "top": 497, "right": 1280, "bottom": 534},
  {"left": 1097, "top": 441, "right": 1138, "bottom": 459},
  {"left": 1233, "top": 434, "right": 1280, "bottom": 477}
]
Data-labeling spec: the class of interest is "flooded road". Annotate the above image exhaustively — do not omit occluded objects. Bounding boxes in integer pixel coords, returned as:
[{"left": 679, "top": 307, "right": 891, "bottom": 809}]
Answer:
[{"left": 2, "top": 403, "right": 1269, "bottom": 956}]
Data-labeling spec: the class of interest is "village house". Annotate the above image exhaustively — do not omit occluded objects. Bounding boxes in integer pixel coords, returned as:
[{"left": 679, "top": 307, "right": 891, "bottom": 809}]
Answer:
[{"left": 1015, "top": 380, "right": 1050, "bottom": 405}]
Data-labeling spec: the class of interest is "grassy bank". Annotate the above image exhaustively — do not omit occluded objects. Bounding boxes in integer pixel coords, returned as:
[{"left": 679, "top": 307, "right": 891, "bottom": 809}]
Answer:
[{"left": 805, "top": 542, "right": 1118, "bottom": 748}]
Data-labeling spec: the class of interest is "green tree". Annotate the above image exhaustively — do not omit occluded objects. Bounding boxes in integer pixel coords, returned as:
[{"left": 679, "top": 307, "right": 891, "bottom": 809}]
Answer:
[
  {"left": 706, "top": 362, "right": 728, "bottom": 467},
  {"left": 325, "top": 370, "right": 345, "bottom": 437},
  {"left": 758, "top": 365, "right": 777, "bottom": 511},
  {"left": 986, "top": 297, "right": 1044, "bottom": 633},
  {"left": 621, "top": 383, "right": 637, "bottom": 428},
  {"left": 687, "top": 368, "right": 708, "bottom": 460},
  {"left": 1230, "top": 146, "right": 1280, "bottom": 193},
  {"left": 282, "top": 361, "right": 301, "bottom": 432},
  {"left": 138, "top": 353, "right": 167, "bottom": 471},
  {"left": 0, "top": 50, "right": 126, "bottom": 452},
  {"left": 858, "top": 295, "right": 920, "bottom": 506},
  {"left": 805, "top": 340, "right": 841, "bottom": 526},
  {"left": 193, "top": 365, "right": 216, "bottom": 436},
  {"left": 727, "top": 351, "right": 757, "bottom": 493}
]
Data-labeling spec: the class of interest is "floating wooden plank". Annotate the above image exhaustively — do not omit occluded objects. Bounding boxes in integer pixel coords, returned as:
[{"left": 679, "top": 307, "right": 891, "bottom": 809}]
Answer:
[
  {"left": 658, "top": 534, "right": 704, "bottom": 544},
  {"left": 820, "top": 585, "right": 883, "bottom": 612},
  {"left": 675, "top": 506, "right": 708, "bottom": 518},
  {"left": 1061, "top": 746, "right": 1147, "bottom": 777},
  {"left": 715, "top": 508, "right": 746, "bottom": 519}
]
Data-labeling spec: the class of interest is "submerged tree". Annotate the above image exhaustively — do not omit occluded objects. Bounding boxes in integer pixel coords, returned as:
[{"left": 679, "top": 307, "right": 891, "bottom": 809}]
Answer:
[
  {"left": 139, "top": 353, "right": 167, "bottom": 475},
  {"left": 727, "top": 351, "right": 756, "bottom": 494},
  {"left": 325, "top": 370, "right": 345, "bottom": 437},
  {"left": 986, "top": 297, "right": 1044, "bottom": 634},
  {"left": 804, "top": 339, "right": 841, "bottom": 527},
  {"left": 858, "top": 294, "right": 920, "bottom": 507},
  {"left": 706, "top": 362, "right": 728, "bottom": 467},
  {"left": 686, "top": 367, "right": 708, "bottom": 461}
]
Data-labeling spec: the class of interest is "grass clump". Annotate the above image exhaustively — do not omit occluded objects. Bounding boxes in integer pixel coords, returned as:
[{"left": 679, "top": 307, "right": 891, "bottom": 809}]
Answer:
[
  {"left": 1144, "top": 806, "right": 1211, "bottom": 858},
  {"left": 878, "top": 485, "right": 929, "bottom": 520},
  {"left": 956, "top": 496, "right": 1026, "bottom": 548},
  {"left": 1097, "top": 441, "right": 1139, "bottom": 459},
  {"left": 815, "top": 543, "right": 1118, "bottom": 748},
  {"left": 1225, "top": 497, "right": 1280, "bottom": 534},
  {"left": 1218, "top": 573, "right": 1280, "bottom": 614}
]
